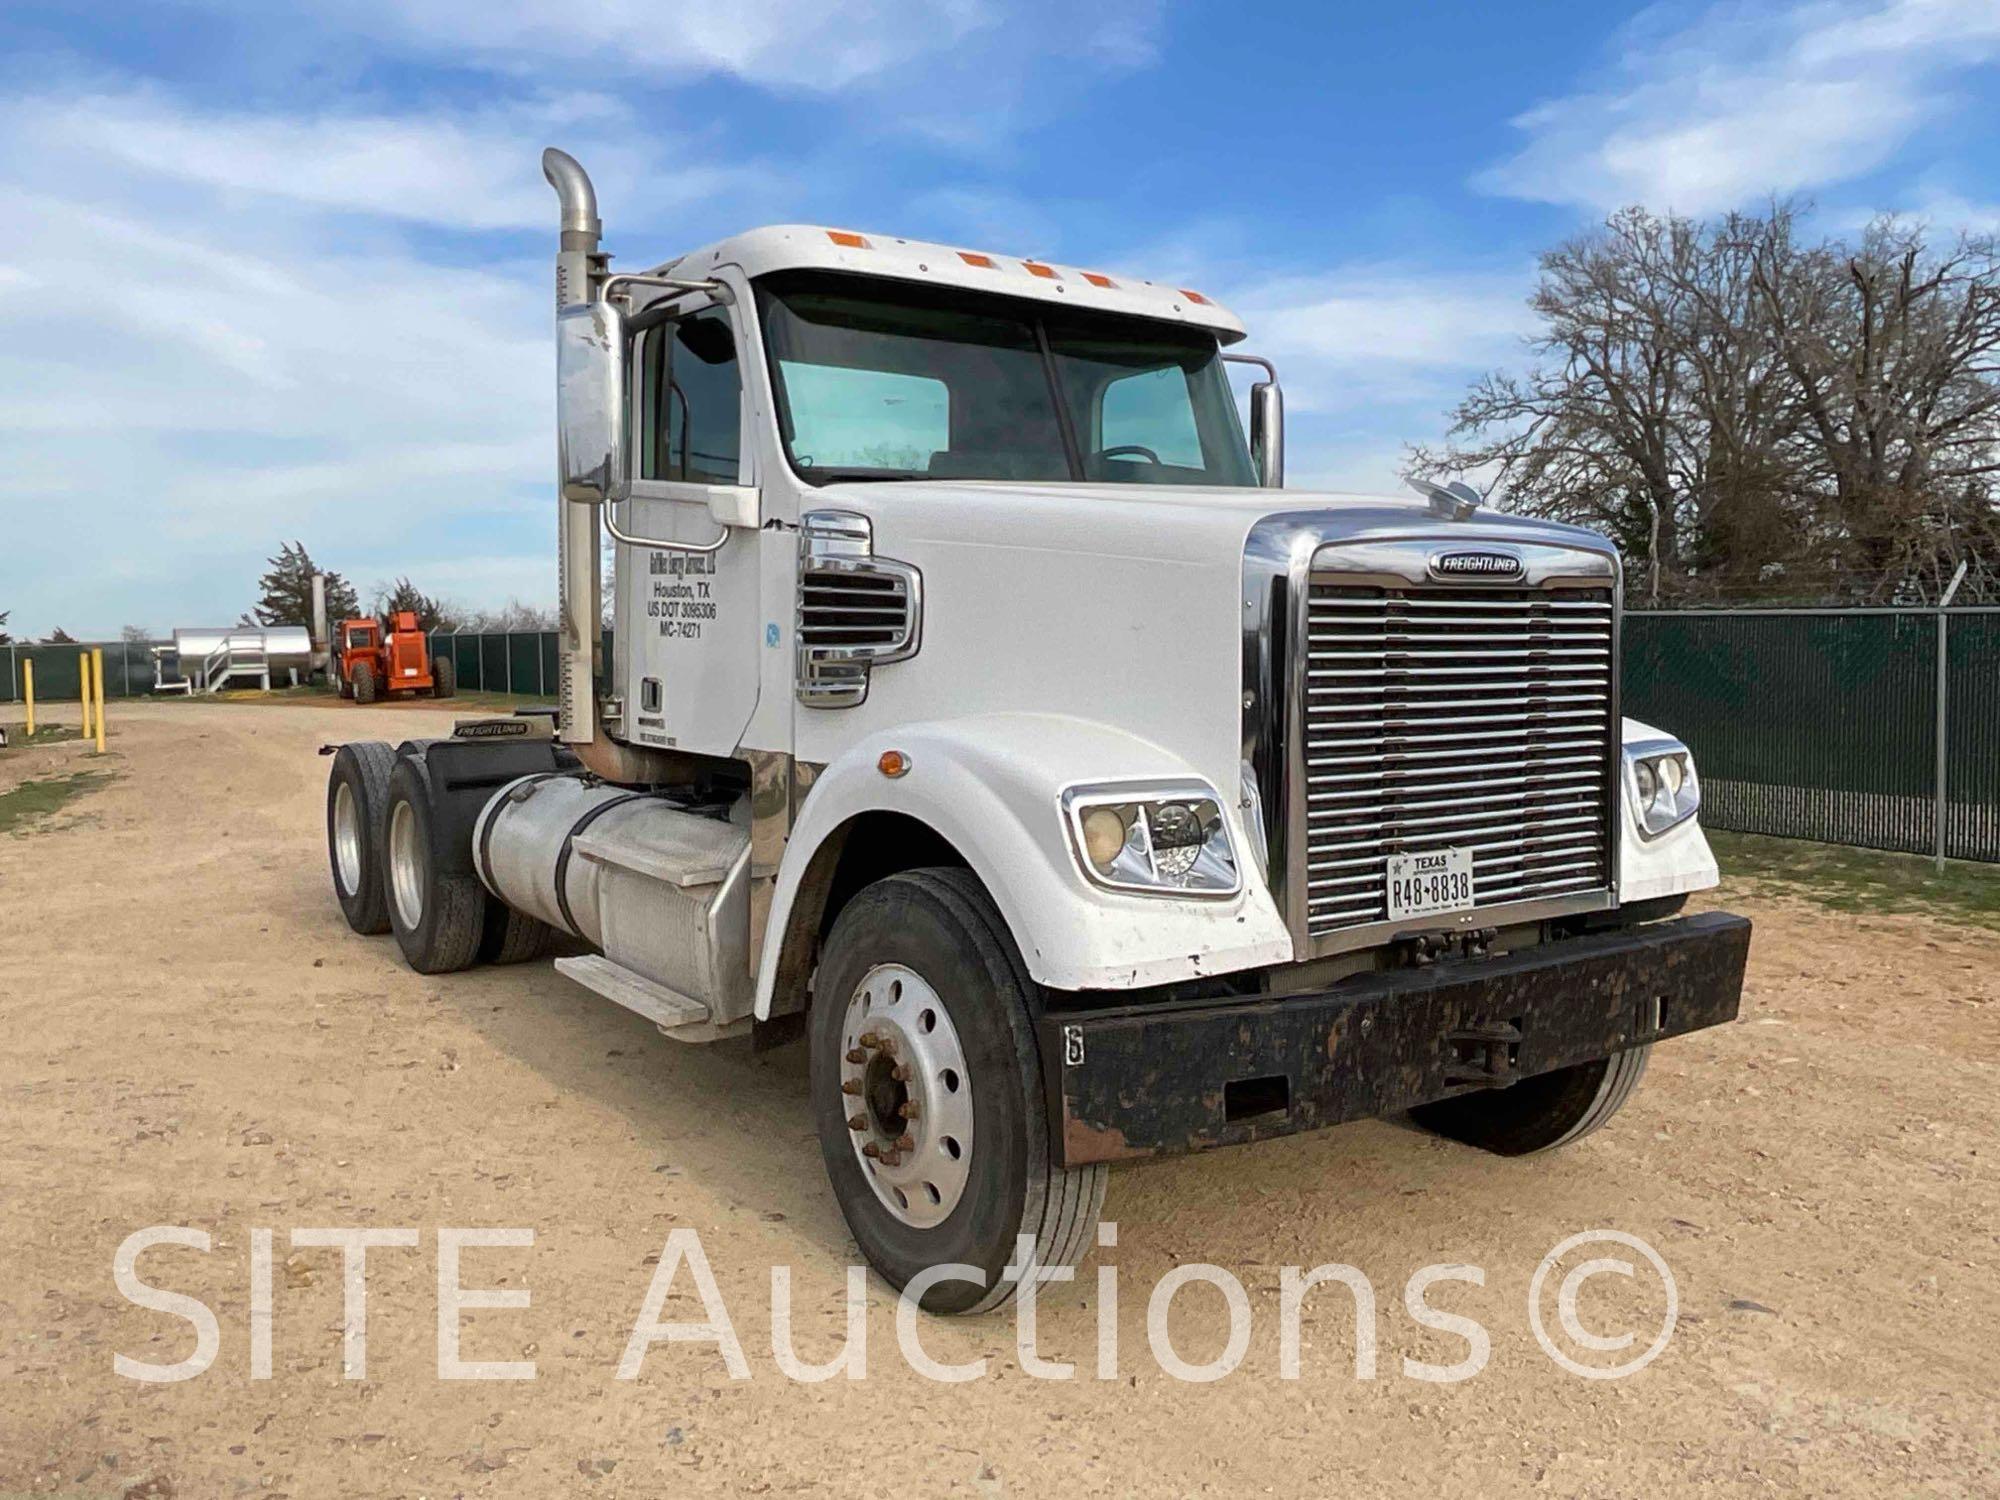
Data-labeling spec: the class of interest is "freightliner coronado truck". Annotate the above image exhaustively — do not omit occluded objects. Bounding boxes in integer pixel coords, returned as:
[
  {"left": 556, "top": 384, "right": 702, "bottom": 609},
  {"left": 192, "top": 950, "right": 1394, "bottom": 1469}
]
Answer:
[{"left": 322, "top": 148, "right": 1751, "bottom": 1314}]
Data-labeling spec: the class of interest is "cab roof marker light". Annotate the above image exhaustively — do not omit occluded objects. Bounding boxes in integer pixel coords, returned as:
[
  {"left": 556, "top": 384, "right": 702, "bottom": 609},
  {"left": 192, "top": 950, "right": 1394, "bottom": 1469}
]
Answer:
[
  {"left": 958, "top": 251, "right": 997, "bottom": 269},
  {"left": 1023, "top": 260, "right": 1059, "bottom": 279},
  {"left": 1180, "top": 288, "right": 1211, "bottom": 305},
  {"left": 1081, "top": 271, "right": 1116, "bottom": 288},
  {"left": 827, "top": 230, "right": 870, "bottom": 249}
]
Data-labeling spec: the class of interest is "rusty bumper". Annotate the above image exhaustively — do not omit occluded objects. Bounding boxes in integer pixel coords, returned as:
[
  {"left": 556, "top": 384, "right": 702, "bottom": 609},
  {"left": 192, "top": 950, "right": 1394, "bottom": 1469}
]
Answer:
[{"left": 1046, "top": 911, "right": 1751, "bottom": 1167}]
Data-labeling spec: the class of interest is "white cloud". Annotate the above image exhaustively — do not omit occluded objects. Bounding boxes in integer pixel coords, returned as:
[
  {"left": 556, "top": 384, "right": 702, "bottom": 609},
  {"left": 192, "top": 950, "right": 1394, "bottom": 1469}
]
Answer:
[
  {"left": 1479, "top": 0, "right": 2000, "bottom": 213},
  {"left": 1215, "top": 263, "right": 1537, "bottom": 496},
  {"left": 7, "top": 84, "right": 781, "bottom": 232},
  {"left": 187, "top": 0, "right": 1164, "bottom": 141},
  {"left": 323, "top": 0, "right": 995, "bottom": 93}
]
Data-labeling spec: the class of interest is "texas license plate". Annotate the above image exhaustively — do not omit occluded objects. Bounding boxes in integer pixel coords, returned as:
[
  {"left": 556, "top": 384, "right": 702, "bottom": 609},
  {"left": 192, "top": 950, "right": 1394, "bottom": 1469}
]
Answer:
[{"left": 1386, "top": 847, "right": 1474, "bottom": 921}]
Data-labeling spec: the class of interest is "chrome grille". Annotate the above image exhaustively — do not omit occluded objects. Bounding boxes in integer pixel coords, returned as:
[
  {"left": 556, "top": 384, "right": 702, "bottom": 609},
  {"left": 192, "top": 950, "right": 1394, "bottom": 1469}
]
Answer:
[{"left": 1302, "top": 581, "right": 1617, "bottom": 934}]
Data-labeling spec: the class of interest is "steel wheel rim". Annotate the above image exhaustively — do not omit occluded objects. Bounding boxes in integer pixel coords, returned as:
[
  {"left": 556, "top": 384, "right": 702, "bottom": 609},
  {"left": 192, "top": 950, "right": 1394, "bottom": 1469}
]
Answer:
[
  {"left": 840, "top": 963, "right": 974, "bottom": 1229},
  {"left": 388, "top": 799, "right": 424, "bottom": 930},
  {"left": 333, "top": 781, "right": 363, "bottom": 896}
]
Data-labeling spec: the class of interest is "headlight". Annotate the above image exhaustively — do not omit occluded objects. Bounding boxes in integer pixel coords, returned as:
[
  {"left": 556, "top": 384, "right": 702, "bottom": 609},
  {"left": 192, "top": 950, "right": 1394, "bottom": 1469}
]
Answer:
[
  {"left": 1624, "top": 740, "right": 1699, "bottom": 837},
  {"left": 1062, "top": 781, "right": 1240, "bottom": 896}
]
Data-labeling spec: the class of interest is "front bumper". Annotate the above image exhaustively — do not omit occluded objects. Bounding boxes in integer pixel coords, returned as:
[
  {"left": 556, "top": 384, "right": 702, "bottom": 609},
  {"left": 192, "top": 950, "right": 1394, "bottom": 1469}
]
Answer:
[{"left": 1047, "top": 911, "right": 1751, "bottom": 1166}]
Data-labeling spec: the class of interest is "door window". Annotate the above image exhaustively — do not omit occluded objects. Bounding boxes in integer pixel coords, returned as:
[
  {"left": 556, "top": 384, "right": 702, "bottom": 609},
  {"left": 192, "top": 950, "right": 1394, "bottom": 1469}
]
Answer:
[{"left": 642, "top": 309, "right": 743, "bottom": 484}]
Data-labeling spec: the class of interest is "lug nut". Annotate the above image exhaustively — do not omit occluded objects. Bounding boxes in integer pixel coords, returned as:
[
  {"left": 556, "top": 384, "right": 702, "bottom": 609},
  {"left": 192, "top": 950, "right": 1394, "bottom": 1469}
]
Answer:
[
  {"left": 862, "top": 1142, "right": 882, "bottom": 1159},
  {"left": 858, "top": 1032, "right": 881, "bottom": 1049},
  {"left": 880, "top": 1150, "right": 903, "bottom": 1167},
  {"left": 847, "top": 1114, "right": 868, "bottom": 1132},
  {"left": 845, "top": 1047, "right": 867, "bottom": 1064},
  {"left": 901, "top": 1100, "right": 921, "bottom": 1120},
  {"left": 895, "top": 1134, "right": 915, "bottom": 1152},
  {"left": 840, "top": 1078, "right": 862, "bottom": 1096},
  {"left": 891, "top": 1065, "right": 910, "bottom": 1082}
]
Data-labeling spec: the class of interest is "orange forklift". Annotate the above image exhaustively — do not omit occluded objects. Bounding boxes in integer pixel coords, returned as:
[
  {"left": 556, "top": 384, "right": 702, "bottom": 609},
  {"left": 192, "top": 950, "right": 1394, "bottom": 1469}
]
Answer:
[{"left": 333, "top": 612, "right": 455, "bottom": 703}]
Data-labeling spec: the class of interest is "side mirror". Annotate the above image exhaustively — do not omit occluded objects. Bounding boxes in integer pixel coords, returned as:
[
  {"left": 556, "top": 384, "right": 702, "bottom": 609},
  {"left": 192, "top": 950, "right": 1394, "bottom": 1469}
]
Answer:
[
  {"left": 556, "top": 301, "right": 628, "bottom": 504},
  {"left": 1223, "top": 352, "right": 1284, "bottom": 488},
  {"left": 1249, "top": 380, "right": 1284, "bottom": 488}
]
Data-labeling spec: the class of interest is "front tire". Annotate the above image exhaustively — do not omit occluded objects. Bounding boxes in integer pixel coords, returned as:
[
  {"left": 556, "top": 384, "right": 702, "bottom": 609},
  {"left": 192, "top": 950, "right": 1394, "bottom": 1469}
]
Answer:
[
  {"left": 352, "top": 660, "right": 377, "bottom": 705},
  {"left": 383, "top": 757, "right": 487, "bottom": 974},
  {"left": 810, "top": 868, "right": 1106, "bottom": 1315},
  {"left": 432, "top": 655, "right": 456, "bottom": 699},
  {"left": 1409, "top": 1044, "right": 1653, "bottom": 1155}
]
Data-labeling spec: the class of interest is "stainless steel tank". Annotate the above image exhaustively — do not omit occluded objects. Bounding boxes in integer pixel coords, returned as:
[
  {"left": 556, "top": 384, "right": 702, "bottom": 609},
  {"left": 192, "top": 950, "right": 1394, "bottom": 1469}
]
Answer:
[{"left": 171, "top": 626, "right": 313, "bottom": 673}]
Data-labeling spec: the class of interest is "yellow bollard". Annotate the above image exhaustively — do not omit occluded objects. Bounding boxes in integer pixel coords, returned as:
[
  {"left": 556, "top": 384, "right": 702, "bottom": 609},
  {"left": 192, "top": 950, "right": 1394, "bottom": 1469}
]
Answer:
[
  {"left": 91, "top": 646, "right": 106, "bottom": 754},
  {"left": 21, "top": 657, "right": 33, "bottom": 737},
  {"left": 78, "top": 651, "right": 93, "bottom": 740}
]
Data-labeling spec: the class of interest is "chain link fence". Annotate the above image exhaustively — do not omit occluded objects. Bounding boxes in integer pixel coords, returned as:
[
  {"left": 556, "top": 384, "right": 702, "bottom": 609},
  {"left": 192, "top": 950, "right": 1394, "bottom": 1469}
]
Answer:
[
  {"left": 1623, "top": 609, "right": 2000, "bottom": 863},
  {"left": 2, "top": 640, "right": 164, "bottom": 702}
]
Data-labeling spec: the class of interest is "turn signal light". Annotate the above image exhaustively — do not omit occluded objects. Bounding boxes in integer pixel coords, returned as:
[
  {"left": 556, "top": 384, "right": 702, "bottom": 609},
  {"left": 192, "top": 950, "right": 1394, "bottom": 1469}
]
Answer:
[{"left": 877, "top": 749, "right": 912, "bottom": 778}]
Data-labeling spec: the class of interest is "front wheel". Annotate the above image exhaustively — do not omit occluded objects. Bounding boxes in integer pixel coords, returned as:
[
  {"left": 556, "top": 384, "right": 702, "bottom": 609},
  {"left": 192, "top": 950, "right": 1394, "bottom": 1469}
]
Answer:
[
  {"left": 431, "top": 655, "right": 455, "bottom": 699},
  {"left": 1408, "top": 1044, "right": 1653, "bottom": 1155},
  {"left": 811, "top": 868, "right": 1106, "bottom": 1315},
  {"left": 352, "top": 660, "right": 377, "bottom": 705}
]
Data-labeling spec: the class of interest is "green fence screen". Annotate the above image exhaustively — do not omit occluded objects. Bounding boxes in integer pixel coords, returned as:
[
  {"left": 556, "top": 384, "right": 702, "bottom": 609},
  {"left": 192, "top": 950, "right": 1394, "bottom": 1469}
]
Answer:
[
  {"left": 1623, "top": 610, "right": 2000, "bottom": 862},
  {"left": 2, "top": 641, "right": 165, "bottom": 703},
  {"left": 11, "top": 615, "right": 1996, "bottom": 863}
]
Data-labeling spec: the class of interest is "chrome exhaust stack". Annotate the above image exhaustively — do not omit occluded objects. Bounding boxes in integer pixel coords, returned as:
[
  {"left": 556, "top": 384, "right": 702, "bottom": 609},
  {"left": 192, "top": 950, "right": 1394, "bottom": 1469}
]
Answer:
[
  {"left": 543, "top": 147, "right": 603, "bottom": 755},
  {"left": 542, "top": 147, "right": 680, "bottom": 786}
]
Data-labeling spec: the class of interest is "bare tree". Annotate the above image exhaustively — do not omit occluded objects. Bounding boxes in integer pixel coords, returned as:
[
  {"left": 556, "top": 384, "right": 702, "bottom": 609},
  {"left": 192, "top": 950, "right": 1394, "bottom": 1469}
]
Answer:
[{"left": 1414, "top": 207, "right": 2000, "bottom": 603}]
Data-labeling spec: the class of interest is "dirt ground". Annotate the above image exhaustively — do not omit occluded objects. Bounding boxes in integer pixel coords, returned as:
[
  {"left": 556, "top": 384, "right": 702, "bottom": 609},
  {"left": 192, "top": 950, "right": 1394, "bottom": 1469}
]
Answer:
[{"left": 3, "top": 699, "right": 1995, "bottom": 1498}]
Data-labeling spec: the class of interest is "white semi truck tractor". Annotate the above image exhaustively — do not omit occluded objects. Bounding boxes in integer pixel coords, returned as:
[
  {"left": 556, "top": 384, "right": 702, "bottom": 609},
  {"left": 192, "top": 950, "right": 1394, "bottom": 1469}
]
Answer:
[{"left": 322, "top": 148, "right": 1750, "bottom": 1314}]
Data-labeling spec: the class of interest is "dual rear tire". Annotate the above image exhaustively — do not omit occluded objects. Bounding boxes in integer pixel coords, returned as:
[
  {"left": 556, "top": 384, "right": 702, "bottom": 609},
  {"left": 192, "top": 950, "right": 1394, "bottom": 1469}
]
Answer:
[{"left": 326, "top": 742, "right": 554, "bottom": 972}]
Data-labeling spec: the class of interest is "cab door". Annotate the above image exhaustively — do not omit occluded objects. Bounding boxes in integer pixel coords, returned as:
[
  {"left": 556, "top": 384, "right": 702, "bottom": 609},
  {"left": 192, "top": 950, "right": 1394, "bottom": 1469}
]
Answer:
[{"left": 615, "top": 302, "right": 762, "bottom": 756}]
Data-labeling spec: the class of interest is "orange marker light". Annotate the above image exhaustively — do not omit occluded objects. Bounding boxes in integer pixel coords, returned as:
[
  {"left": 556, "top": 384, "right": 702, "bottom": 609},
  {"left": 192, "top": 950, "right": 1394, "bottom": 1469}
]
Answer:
[
  {"left": 1180, "top": 288, "right": 1211, "bottom": 305},
  {"left": 877, "top": 750, "right": 912, "bottom": 778},
  {"left": 1023, "top": 260, "right": 1058, "bottom": 279},
  {"left": 958, "top": 251, "right": 996, "bottom": 269},
  {"left": 827, "top": 230, "right": 869, "bottom": 249},
  {"left": 1081, "top": 271, "right": 1115, "bottom": 288}
]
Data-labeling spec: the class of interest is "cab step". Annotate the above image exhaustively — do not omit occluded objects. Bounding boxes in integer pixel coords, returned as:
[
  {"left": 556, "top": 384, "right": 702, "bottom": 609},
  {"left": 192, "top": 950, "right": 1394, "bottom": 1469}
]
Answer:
[{"left": 552, "top": 953, "right": 748, "bottom": 1043}]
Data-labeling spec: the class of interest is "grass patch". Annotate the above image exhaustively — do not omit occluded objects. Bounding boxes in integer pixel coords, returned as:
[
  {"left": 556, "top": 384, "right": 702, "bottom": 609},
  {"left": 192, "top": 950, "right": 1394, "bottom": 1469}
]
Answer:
[
  {"left": 1710, "top": 830, "right": 2000, "bottom": 930},
  {"left": 3, "top": 724, "right": 82, "bottom": 749},
  {"left": 0, "top": 770, "right": 117, "bottom": 835}
]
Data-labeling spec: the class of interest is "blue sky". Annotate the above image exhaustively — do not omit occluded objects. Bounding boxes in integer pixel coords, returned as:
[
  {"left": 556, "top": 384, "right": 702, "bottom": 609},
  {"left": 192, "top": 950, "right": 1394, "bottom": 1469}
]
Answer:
[{"left": 3, "top": 0, "right": 1998, "bottom": 636}]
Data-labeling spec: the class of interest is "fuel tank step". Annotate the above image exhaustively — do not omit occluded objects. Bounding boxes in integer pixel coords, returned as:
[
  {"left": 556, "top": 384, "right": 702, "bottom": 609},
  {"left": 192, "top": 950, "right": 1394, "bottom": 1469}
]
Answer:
[{"left": 555, "top": 954, "right": 710, "bottom": 1030}]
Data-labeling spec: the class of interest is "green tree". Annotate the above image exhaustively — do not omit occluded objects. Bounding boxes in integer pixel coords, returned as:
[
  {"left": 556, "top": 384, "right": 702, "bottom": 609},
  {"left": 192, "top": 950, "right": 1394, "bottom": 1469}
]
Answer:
[
  {"left": 373, "top": 577, "right": 456, "bottom": 632},
  {"left": 254, "top": 542, "right": 358, "bottom": 628},
  {"left": 44, "top": 627, "right": 76, "bottom": 643},
  {"left": 0, "top": 610, "right": 11, "bottom": 645}
]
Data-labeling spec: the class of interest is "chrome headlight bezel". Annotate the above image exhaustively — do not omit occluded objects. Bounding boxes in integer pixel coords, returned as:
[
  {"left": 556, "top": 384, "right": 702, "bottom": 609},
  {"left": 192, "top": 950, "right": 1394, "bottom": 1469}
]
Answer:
[
  {"left": 1624, "top": 738, "right": 1701, "bottom": 839},
  {"left": 1060, "top": 779, "right": 1241, "bottom": 898}
]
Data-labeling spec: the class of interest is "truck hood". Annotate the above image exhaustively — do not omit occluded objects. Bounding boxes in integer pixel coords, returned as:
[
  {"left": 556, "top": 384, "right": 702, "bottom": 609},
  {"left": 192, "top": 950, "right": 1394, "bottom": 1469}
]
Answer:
[
  {"left": 820, "top": 480, "right": 1613, "bottom": 564},
  {"left": 791, "top": 480, "right": 1618, "bottom": 834}
]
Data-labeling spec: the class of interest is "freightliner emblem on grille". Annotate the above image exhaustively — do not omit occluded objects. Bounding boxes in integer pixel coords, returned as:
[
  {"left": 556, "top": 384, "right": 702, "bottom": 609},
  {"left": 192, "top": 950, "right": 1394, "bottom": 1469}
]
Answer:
[{"left": 1429, "top": 549, "right": 1525, "bottom": 581}]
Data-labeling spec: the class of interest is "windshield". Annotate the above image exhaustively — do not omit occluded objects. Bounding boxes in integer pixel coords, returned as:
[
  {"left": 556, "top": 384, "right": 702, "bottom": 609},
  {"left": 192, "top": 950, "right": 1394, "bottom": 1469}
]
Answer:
[{"left": 755, "top": 271, "right": 1257, "bottom": 488}]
